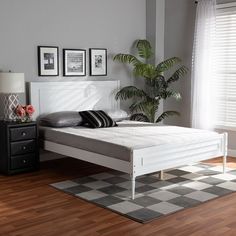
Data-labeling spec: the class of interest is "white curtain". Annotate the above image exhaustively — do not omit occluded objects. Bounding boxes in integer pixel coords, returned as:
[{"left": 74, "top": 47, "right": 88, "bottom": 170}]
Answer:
[{"left": 191, "top": 0, "right": 216, "bottom": 130}]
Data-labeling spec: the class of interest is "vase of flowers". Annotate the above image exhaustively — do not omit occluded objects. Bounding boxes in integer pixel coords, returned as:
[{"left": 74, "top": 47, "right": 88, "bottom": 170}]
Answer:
[{"left": 15, "top": 105, "right": 35, "bottom": 122}]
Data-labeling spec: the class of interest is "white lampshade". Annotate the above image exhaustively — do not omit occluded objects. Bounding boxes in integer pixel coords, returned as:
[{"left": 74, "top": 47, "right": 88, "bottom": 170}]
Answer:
[{"left": 0, "top": 73, "right": 25, "bottom": 94}]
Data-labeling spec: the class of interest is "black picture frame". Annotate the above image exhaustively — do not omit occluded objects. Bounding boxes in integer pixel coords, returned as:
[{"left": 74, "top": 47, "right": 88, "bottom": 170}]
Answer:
[
  {"left": 63, "top": 49, "right": 86, "bottom": 77},
  {"left": 89, "top": 48, "right": 107, "bottom": 76},
  {"left": 38, "top": 46, "right": 59, "bottom": 76}
]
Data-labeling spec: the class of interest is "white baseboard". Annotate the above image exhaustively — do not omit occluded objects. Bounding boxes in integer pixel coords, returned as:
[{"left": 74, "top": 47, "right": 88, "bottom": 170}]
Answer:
[{"left": 228, "top": 149, "right": 236, "bottom": 158}]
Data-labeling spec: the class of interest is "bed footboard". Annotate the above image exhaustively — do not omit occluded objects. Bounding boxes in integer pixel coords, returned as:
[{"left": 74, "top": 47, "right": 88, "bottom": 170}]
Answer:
[{"left": 130, "top": 133, "right": 228, "bottom": 199}]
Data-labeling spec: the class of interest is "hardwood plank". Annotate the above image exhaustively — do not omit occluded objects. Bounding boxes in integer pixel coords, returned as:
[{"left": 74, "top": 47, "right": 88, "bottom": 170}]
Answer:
[{"left": 0, "top": 157, "right": 236, "bottom": 235}]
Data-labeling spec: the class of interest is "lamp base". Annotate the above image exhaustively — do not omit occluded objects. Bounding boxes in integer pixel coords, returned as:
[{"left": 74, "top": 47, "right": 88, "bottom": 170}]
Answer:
[{"left": 2, "top": 94, "right": 19, "bottom": 121}]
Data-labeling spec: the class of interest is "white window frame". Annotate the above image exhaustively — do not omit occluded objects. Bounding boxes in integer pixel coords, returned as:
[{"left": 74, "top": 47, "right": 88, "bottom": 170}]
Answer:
[
  {"left": 215, "top": 2, "right": 236, "bottom": 131},
  {"left": 216, "top": 2, "right": 236, "bottom": 10}
]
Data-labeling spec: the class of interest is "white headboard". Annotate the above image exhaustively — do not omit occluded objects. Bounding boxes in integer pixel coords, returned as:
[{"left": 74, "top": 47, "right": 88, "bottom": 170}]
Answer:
[{"left": 29, "top": 80, "right": 120, "bottom": 119}]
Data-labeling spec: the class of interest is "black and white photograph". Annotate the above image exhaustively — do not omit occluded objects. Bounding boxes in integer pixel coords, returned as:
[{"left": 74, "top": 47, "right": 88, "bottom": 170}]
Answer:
[
  {"left": 38, "top": 46, "right": 59, "bottom": 76},
  {"left": 63, "top": 49, "right": 86, "bottom": 76},
  {"left": 89, "top": 48, "right": 107, "bottom": 76}
]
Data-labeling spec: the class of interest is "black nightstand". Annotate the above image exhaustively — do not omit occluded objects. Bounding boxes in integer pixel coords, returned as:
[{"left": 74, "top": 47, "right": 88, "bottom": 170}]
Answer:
[{"left": 0, "top": 121, "right": 39, "bottom": 175}]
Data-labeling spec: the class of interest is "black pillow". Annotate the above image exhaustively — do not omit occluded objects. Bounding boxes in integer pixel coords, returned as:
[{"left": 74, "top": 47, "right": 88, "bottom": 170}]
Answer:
[
  {"left": 79, "top": 110, "right": 117, "bottom": 128},
  {"left": 40, "top": 111, "right": 83, "bottom": 127}
]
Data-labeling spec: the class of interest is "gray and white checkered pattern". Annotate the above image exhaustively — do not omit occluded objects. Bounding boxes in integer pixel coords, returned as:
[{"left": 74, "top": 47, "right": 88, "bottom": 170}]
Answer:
[{"left": 51, "top": 164, "right": 236, "bottom": 223}]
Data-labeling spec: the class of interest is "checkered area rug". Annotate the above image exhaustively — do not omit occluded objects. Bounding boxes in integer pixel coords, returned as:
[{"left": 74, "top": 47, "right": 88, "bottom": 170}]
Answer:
[{"left": 51, "top": 163, "right": 236, "bottom": 223}]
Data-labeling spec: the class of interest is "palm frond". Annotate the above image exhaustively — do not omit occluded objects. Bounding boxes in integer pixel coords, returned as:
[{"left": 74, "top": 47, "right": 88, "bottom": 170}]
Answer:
[
  {"left": 145, "top": 76, "right": 167, "bottom": 97},
  {"left": 167, "top": 66, "right": 188, "bottom": 84},
  {"left": 145, "top": 75, "right": 165, "bottom": 86},
  {"left": 134, "top": 99, "right": 159, "bottom": 123},
  {"left": 155, "top": 111, "right": 180, "bottom": 123},
  {"left": 156, "top": 57, "right": 182, "bottom": 73},
  {"left": 115, "top": 86, "right": 147, "bottom": 100},
  {"left": 133, "top": 63, "right": 157, "bottom": 78},
  {"left": 136, "top": 40, "right": 153, "bottom": 59},
  {"left": 129, "top": 100, "right": 145, "bottom": 113},
  {"left": 160, "top": 90, "right": 182, "bottom": 100},
  {"left": 113, "top": 54, "right": 141, "bottom": 67},
  {"left": 129, "top": 98, "right": 156, "bottom": 113},
  {"left": 130, "top": 113, "right": 150, "bottom": 122},
  {"left": 146, "top": 102, "right": 159, "bottom": 123}
]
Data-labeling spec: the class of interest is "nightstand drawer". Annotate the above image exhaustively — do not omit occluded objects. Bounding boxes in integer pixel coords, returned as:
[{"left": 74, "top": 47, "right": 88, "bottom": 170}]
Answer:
[
  {"left": 11, "top": 140, "right": 36, "bottom": 156},
  {"left": 10, "top": 154, "right": 36, "bottom": 170},
  {"left": 10, "top": 126, "right": 36, "bottom": 141}
]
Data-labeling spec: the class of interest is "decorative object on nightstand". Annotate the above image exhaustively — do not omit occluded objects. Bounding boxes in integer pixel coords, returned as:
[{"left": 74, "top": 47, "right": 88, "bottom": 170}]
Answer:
[
  {"left": 15, "top": 104, "right": 35, "bottom": 122},
  {"left": 0, "top": 72, "right": 25, "bottom": 121},
  {"left": 0, "top": 121, "right": 39, "bottom": 175}
]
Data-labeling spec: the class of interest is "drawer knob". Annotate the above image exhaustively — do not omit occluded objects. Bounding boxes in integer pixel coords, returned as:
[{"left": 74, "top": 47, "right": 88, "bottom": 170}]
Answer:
[
  {"left": 22, "top": 146, "right": 27, "bottom": 150},
  {"left": 21, "top": 132, "right": 26, "bottom": 137},
  {"left": 23, "top": 159, "right": 27, "bottom": 163}
]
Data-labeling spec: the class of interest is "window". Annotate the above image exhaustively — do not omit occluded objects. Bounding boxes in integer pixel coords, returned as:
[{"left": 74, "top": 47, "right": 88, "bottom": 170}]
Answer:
[{"left": 214, "top": 3, "right": 236, "bottom": 128}]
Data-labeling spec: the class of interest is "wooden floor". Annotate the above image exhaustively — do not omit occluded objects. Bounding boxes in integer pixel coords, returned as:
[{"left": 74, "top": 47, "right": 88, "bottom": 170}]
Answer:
[{"left": 1, "top": 157, "right": 236, "bottom": 236}]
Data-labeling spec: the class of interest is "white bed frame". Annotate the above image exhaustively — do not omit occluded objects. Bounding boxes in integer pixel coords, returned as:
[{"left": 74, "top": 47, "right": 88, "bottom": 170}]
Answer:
[{"left": 30, "top": 81, "right": 228, "bottom": 199}]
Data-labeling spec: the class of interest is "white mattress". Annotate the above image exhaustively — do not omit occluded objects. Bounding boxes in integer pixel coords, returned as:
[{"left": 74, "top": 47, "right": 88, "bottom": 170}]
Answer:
[{"left": 39, "top": 121, "right": 221, "bottom": 162}]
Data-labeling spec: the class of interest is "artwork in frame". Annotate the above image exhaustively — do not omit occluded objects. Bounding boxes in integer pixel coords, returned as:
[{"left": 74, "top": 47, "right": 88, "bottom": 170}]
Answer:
[
  {"left": 63, "top": 49, "right": 86, "bottom": 76},
  {"left": 38, "top": 46, "right": 59, "bottom": 76},
  {"left": 89, "top": 48, "right": 107, "bottom": 76}
]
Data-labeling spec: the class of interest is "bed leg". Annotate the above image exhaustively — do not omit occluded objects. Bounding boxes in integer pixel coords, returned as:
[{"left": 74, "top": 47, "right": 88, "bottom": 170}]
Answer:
[
  {"left": 223, "top": 132, "right": 228, "bottom": 174},
  {"left": 131, "top": 176, "right": 136, "bottom": 200},
  {"left": 159, "top": 170, "right": 164, "bottom": 180},
  {"left": 223, "top": 155, "right": 227, "bottom": 174}
]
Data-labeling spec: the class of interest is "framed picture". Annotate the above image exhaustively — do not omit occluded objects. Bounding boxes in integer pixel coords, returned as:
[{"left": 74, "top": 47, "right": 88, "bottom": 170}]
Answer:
[
  {"left": 63, "top": 49, "right": 86, "bottom": 76},
  {"left": 38, "top": 46, "right": 59, "bottom": 76},
  {"left": 89, "top": 48, "right": 107, "bottom": 76}
]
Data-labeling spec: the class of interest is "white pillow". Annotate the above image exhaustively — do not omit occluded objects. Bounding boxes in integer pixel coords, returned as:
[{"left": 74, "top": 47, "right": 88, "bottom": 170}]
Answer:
[{"left": 106, "top": 109, "right": 129, "bottom": 122}]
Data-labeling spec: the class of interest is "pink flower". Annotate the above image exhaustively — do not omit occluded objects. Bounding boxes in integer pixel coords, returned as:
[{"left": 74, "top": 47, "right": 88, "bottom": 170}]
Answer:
[
  {"left": 25, "top": 105, "right": 35, "bottom": 116},
  {"left": 16, "top": 105, "right": 26, "bottom": 117}
]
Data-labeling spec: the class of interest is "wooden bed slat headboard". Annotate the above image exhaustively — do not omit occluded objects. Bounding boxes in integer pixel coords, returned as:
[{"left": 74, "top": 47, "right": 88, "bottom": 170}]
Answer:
[{"left": 29, "top": 81, "right": 120, "bottom": 120}]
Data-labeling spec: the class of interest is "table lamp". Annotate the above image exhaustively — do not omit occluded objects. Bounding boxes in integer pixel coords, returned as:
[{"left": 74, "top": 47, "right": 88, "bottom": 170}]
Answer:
[{"left": 0, "top": 72, "right": 25, "bottom": 120}]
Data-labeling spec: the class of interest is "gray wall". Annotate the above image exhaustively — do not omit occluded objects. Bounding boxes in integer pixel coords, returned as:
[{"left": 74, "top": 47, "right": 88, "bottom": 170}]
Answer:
[
  {"left": 146, "top": 0, "right": 165, "bottom": 64},
  {"left": 163, "top": 0, "right": 196, "bottom": 127},
  {"left": 149, "top": 0, "right": 235, "bottom": 129},
  {"left": 2, "top": 0, "right": 236, "bottom": 152},
  {"left": 163, "top": 0, "right": 235, "bottom": 128},
  {"left": 0, "top": 0, "right": 146, "bottom": 161},
  {"left": 163, "top": 0, "right": 236, "bottom": 152},
  {"left": 0, "top": 0, "right": 146, "bottom": 106},
  {"left": 146, "top": 0, "right": 157, "bottom": 66},
  {"left": 146, "top": 0, "right": 165, "bottom": 117}
]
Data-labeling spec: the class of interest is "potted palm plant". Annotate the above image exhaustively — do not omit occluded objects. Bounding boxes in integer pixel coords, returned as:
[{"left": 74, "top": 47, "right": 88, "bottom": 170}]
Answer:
[{"left": 113, "top": 39, "right": 188, "bottom": 123}]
